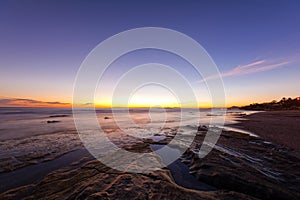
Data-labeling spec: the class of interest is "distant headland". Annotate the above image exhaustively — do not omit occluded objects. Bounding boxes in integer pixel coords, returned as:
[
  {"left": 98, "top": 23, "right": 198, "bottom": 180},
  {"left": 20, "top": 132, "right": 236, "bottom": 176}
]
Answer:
[{"left": 232, "top": 97, "right": 300, "bottom": 111}]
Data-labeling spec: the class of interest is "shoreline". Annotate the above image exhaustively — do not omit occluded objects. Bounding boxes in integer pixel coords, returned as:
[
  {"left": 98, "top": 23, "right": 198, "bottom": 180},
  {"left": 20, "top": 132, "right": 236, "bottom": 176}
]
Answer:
[
  {"left": 0, "top": 110, "right": 299, "bottom": 199},
  {"left": 230, "top": 110, "right": 300, "bottom": 152}
]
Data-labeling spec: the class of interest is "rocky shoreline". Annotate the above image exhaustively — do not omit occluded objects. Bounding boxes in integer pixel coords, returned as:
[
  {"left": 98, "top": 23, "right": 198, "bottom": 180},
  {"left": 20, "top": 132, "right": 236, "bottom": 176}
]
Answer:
[
  {"left": 1, "top": 113, "right": 300, "bottom": 199},
  {"left": 183, "top": 126, "right": 300, "bottom": 199}
]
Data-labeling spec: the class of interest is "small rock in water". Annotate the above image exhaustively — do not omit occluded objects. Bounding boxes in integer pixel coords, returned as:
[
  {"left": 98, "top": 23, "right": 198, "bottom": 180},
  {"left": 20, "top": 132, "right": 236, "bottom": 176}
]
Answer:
[
  {"left": 47, "top": 120, "right": 60, "bottom": 123},
  {"left": 49, "top": 115, "right": 69, "bottom": 118},
  {"left": 198, "top": 125, "right": 208, "bottom": 132}
]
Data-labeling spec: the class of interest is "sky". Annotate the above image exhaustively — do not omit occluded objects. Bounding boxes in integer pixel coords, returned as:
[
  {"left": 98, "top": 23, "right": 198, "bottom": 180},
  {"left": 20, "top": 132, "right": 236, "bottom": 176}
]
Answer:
[{"left": 0, "top": 0, "right": 299, "bottom": 108}]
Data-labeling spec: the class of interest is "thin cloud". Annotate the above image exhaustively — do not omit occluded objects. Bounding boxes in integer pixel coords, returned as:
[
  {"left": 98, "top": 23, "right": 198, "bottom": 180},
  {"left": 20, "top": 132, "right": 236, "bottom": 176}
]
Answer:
[
  {"left": 199, "top": 59, "right": 292, "bottom": 83},
  {"left": 235, "top": 60, "right": 266, "bottom": 70},
  {"left": 0, "top": 98, "right": 70, "bottom": 107},
  {"left": 222, "top": 60, "right": 290, "bottom": 77}
]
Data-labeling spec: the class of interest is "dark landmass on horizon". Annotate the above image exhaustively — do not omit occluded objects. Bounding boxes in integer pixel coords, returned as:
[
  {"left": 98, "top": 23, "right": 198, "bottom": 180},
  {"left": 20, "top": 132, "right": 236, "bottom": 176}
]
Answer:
[{"left": 232, "top": 97, "right": 300, "bottom": 111}]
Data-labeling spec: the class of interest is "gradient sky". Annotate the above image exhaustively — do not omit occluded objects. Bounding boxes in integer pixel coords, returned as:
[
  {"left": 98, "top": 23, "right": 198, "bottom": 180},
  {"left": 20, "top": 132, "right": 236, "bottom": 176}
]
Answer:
[{"left": 0, "top": 0, "right": 299, "bottom": 107}]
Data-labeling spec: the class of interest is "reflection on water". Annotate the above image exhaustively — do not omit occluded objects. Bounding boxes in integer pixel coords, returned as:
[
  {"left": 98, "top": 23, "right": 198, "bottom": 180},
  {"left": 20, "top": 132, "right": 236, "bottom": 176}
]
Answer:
[
  {"left": 0, "top": 107, "right": 256, "bottom": 140},
  {"left": 150, "top": 144, "right": 181, "bottom": 165}
]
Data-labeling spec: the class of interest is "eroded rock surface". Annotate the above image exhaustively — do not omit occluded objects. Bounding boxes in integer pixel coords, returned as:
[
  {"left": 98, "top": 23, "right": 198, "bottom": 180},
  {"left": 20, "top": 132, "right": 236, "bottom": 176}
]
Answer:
[
  {"left": 0, "top": 125, "right": 299, "bottom": 199},
  {"left": 183, "top": 129, "right": 300, "bottom": 200},
  {"left": 0, "top": 160, "right": 255, "bottom": 200},
  {"left": 0, "top": 131, "right": 82, "bottom": 172}
]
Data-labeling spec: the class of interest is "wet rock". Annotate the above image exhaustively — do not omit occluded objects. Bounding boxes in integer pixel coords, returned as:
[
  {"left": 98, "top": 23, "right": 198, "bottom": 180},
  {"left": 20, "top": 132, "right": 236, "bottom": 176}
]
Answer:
[
  {"left": 0, "top": 132, "right": 82, "bottom": 173},
  {"left": 47, "top": 120, "right": 60, "bottom": 123},
  {"left": 49, "top": 115, "right": 69, "bottom": 118},
  {"left": 198, "top": 125, "right": 208, "bottom": 132},
  {"left": 0, "top": 160, "right": 256, "bottom": 200},
  {"left": 184, "top": 130, "right": 300, "bottom": 200}
]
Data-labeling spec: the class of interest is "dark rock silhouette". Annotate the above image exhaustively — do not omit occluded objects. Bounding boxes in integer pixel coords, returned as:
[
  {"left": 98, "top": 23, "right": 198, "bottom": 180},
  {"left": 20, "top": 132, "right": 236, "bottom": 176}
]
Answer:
[
  {"left": 49, "top": 115, "right": 69, "bottom": 118},
  {"left": 47, "top": 120, "right": 60, "bottom": 123},
  {"left": 240, "top": 97, "right": 300, "bottom": 110},
  {"left": 198, "top": 125, "right": 208, "bottom": 132}
]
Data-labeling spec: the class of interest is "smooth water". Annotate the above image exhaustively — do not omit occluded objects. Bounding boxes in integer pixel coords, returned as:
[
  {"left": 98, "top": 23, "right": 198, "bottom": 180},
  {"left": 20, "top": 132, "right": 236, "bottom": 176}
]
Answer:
[{"left": 0, "top": 107, "right": 255, "bottom": 140}]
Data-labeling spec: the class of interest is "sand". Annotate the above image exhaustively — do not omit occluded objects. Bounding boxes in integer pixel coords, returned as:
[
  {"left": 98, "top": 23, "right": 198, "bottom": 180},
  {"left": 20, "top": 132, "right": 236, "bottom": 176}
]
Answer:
[{"left": 231, "top": 110, "right": 300, "bottom": 152}]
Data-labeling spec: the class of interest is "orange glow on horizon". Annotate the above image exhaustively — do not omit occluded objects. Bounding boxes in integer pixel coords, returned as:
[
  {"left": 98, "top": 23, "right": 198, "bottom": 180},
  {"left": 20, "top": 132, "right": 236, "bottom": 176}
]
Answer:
[{"left": 2, "top": 96, "right": 294, "bottom": 108}]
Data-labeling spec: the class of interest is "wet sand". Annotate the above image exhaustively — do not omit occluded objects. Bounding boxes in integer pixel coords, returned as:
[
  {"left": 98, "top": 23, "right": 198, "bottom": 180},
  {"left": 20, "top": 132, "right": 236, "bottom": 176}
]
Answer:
[{"left": 231, "top": 110, "right": 300, "bottom": 152}]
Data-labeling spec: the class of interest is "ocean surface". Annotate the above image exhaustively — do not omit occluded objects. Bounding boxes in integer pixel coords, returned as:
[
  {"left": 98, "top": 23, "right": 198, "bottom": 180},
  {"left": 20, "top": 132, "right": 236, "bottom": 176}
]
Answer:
[{"left": 0, "top": 107, "right": 256, "bottom": 140}]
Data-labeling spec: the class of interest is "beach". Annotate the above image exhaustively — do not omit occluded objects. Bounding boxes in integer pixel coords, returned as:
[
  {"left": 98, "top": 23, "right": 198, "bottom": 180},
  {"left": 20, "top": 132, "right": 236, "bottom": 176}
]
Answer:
[
  {"left": 231, "top": 110, "right": 300, "bottom": 152},
  {"left": 1, "top": 1, "right": 299, "bottom": 199},
  {"left": 0, "top": 108, "right": 299, "bottom": 199}
]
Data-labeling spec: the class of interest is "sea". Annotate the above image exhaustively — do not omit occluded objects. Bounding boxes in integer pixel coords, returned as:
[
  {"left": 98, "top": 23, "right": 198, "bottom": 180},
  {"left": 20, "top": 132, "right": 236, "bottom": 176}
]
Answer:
[{"left": 0, "top": 107, "right": 257, "bottom": 141}]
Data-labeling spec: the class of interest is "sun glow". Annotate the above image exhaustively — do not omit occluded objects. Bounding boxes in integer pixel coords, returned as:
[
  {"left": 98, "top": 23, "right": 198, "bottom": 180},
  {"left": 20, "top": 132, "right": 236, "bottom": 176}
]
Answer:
[{"left": 128, "top": 95, "right": 180, "bottom": 108}]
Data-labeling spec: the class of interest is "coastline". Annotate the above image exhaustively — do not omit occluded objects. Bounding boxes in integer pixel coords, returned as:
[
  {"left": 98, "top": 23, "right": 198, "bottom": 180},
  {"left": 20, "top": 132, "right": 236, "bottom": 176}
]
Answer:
[
  {"left": 230, "top": 110, "right": 300, "bottom": 152},
  {"left": 0, "top": 109, "right": 299, "bottom": 199}
]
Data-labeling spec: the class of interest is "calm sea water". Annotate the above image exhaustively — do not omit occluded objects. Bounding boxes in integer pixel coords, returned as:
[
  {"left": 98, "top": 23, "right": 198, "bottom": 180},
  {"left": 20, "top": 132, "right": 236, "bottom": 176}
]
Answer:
[{"left": 0, "top": 107, "right": 255, "bottom": 140}]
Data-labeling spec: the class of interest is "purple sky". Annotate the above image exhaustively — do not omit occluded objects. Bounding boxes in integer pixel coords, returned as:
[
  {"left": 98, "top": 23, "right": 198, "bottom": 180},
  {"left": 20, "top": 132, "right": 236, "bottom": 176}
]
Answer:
[{"left": 0, "top": 0, "right": 299, "bottom": 107}]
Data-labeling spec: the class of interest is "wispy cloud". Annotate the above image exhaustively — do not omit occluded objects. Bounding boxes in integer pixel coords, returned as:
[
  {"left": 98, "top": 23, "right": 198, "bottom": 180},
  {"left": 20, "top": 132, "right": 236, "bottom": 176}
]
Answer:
[
  {"left": 199, "top": 58, "right": 293, "bottom": 83},
  {"left": 0, "top": 98, "right": 70, "bottom": 107}
]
